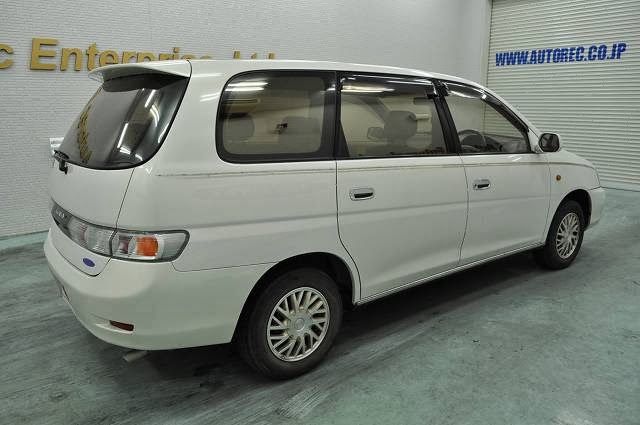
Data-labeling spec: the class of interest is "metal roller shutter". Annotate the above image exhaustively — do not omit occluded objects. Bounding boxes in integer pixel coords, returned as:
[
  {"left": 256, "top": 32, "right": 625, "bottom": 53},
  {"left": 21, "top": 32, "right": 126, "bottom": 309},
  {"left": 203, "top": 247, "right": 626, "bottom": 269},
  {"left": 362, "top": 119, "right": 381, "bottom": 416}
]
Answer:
[{"left": 487, "top": 0, "right": 640, "bottom": 190}]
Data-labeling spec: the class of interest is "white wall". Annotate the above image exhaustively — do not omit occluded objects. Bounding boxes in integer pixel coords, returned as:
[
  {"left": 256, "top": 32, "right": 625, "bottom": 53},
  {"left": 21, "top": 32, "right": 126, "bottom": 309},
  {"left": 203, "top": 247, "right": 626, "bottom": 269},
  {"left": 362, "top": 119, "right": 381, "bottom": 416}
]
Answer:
[
  {"left": 0, "top": 0, "right": 491, "bottom": 236},
  {"left": 487, "top": 0, "right": 640, "bottom": 191}
]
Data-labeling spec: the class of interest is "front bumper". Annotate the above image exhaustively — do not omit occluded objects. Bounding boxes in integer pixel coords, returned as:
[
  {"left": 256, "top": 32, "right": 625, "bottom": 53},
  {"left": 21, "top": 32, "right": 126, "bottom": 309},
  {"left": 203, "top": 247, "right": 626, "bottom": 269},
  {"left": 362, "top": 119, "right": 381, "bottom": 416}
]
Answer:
[
  {"left": 588, "top": 187, "right": 606, "bottom": 228},
  {"left": 44, "top": 231, "right": 272, "bottom": 350}
]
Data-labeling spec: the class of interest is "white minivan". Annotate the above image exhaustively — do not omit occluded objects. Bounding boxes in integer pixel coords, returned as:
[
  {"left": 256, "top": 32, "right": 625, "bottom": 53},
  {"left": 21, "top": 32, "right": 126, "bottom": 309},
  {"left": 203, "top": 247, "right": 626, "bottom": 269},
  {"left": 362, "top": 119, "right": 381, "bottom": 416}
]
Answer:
[{"left": 45, "top": 60, "right": 605, "bottom": 379}]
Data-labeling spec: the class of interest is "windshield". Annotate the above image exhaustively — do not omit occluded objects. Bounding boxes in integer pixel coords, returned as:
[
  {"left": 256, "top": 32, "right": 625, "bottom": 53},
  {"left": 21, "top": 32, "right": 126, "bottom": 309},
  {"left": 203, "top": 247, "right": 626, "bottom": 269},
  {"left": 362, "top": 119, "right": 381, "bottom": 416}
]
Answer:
[{"left": 59, "top": 73, "right": 188, "bottom": 169}]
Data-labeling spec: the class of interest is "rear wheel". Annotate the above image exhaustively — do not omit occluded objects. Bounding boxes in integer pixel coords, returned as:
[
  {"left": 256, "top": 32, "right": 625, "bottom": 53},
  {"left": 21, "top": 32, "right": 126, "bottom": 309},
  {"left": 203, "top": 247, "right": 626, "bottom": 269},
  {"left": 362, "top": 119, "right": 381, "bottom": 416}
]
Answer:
[
  {"left": 534, "top": 200, "right": 585, "bottom": 269},
  {"left": 237, "top": 268, "right": 342, "bottom": 379}
]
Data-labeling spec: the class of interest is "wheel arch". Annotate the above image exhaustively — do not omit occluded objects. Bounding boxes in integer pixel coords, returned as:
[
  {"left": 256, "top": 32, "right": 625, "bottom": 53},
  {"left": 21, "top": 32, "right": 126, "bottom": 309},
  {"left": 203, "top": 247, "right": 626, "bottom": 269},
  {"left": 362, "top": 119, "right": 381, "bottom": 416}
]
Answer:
[
  {"left": 562, "top": 189, "right": 592, "bottom": 227},
  {"left": 233, "top": 252, "right": 357, "bottom": 339}
]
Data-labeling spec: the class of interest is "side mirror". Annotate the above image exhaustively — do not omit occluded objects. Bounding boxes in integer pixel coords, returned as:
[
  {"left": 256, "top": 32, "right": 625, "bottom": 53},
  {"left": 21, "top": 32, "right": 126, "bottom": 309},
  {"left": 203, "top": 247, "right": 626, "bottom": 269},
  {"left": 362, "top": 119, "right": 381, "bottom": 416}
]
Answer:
[
  {"left": 537, "top": 133, "right": 561, "bottom": 152},
  {"left": 367, "top": 126, "right": 385, "bottom": 141}
]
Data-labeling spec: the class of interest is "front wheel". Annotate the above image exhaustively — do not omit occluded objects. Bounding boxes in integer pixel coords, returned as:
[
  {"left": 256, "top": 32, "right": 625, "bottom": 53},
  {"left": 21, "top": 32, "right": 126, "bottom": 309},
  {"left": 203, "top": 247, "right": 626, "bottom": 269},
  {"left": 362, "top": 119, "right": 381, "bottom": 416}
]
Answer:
[
  {"left": 237, "top": 268, "right": 343, "bottom": 379},
  {"left": 534, "top": 200, "right": 585, "bottom": 269}
]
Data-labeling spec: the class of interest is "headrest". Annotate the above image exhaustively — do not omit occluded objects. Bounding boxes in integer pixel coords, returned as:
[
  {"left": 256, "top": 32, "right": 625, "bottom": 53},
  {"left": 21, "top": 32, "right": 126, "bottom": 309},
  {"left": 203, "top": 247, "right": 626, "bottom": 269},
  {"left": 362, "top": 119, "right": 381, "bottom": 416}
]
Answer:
[
  {"left": 223, "top": 114, "right": 254, "bottom": 142},
  {"left": 384, "top": 111, "right": 417, "bottom": 141}
]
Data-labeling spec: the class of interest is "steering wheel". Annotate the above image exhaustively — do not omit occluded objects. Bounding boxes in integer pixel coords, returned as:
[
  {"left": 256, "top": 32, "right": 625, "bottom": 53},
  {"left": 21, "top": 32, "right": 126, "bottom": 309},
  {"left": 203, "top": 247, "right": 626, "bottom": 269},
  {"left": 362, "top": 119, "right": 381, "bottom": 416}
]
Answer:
[{"left": 458, "top": 129, "right": 486, "bottom": 149}]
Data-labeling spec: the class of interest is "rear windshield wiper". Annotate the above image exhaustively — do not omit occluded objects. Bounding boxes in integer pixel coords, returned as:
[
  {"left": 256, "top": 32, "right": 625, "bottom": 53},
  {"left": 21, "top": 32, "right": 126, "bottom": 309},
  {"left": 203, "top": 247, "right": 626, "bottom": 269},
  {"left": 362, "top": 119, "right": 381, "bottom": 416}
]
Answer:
[{"left": 53, "top": 150, "right": 69, "bottom": 174}]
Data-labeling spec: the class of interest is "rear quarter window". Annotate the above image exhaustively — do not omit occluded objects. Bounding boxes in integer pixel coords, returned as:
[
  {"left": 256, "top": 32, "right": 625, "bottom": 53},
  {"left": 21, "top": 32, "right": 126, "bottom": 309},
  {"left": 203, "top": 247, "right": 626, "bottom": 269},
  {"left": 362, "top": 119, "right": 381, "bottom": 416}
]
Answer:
[{"left": 217, "top": 71, "right": 336, "bottom": 162}]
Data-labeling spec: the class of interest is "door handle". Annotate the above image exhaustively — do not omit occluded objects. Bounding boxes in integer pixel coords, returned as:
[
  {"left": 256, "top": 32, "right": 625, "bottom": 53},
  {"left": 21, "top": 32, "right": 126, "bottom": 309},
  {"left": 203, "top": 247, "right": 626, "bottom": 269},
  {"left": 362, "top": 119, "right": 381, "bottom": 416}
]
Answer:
[
  {"left": 349, "top": 187, "right": 375, "bottom": 201},
  {"left": 473, "top": 179, "right": 491, "bottom": 190}
]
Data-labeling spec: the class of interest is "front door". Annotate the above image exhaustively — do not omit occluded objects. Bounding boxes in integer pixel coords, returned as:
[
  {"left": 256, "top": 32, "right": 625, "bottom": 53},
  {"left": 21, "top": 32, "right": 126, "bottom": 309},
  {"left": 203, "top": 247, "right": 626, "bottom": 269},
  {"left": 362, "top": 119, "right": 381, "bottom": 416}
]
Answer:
[
  {"left": 442, "top": 81, "right": 550, "bottom": 264},
  {"left": 335, "top": 74, "right": 468, "bottom": 299}
]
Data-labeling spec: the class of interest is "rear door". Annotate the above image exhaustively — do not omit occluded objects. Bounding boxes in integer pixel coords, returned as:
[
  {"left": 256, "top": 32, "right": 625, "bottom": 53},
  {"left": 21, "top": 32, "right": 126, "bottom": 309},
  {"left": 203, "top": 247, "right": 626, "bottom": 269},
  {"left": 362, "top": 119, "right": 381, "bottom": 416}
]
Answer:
[
  {"left": 49, "top": 62, "right": 191, "bottom": 273},
  {"left": 335, "top": 74, "right": 468, "bottom": 299},
  {"left": 441, "top": 81, "right": 550, "bottom": 263},
  {"left": 51, "top": 63, "right": 190, "bottom": 226}
]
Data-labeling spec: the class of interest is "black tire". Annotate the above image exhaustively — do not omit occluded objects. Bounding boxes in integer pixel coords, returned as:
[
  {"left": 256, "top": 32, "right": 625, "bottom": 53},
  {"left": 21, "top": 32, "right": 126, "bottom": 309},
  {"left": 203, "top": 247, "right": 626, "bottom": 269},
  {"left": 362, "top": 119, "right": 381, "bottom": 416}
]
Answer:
[
  {"left": 534, "top": 200, "right": 585, "bottom": 270},
  {"left": 237, "top": 268, "right": 343, "bottom": 379}
]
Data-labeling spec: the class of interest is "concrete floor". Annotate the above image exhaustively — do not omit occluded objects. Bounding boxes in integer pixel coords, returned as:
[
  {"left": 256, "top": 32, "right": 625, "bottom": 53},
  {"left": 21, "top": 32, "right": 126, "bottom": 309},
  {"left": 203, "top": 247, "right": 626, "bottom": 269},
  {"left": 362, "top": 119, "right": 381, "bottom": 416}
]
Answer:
[{"left": 1, "top": 189, "right": 639, "bottom": 425}]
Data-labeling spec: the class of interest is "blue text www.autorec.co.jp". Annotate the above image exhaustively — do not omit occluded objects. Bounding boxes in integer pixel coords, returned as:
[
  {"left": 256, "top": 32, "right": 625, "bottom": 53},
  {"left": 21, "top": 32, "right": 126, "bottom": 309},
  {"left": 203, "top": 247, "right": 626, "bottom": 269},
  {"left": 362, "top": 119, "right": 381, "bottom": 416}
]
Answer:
[{"left": 495, "top": 42, "right": 627, "bottom": 66}]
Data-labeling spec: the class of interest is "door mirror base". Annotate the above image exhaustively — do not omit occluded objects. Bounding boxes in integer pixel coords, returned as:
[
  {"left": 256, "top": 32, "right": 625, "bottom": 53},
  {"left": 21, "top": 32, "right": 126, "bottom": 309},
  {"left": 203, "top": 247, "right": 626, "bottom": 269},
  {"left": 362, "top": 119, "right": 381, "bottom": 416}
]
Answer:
[{"left": 538, "top": 133, "right": 562, "bottom": 152}]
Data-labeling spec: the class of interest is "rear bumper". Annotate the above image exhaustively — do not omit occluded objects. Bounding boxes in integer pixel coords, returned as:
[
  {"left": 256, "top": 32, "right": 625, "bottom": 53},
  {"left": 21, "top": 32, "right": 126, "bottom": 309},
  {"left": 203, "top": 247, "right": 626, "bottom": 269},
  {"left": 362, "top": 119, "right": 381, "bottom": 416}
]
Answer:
[
  {"left": 588, "top": 187, "right": 606, "bottom": 228},
  {"left": 44, "top": 231, "right": 272, "bottom": 350}
]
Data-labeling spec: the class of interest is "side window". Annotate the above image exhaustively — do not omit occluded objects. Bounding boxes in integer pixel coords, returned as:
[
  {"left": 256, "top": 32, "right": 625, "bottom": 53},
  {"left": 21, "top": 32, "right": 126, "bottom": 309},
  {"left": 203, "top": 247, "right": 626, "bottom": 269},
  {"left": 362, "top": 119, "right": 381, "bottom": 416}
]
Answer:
[
  {"left": 444, "top": 82, "right": 530, "bottom": 154},
  {"left": 339, "top": 77, "right": 447, "bottom": 158},
  {"left": 217, "top": 72, "right": 335, "bottom": 162}
]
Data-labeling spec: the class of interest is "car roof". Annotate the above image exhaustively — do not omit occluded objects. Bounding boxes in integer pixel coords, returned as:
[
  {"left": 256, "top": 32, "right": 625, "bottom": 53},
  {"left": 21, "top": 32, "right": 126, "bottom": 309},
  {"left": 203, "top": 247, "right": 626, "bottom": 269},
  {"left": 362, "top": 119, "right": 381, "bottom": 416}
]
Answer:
[
  {"left": 90, "top": 59, "right": 484, "bottom": 90},
  {"left": 89, "top": 59, "right": 539, "bottom": 134},
  {"left": 191, "top": 59, "right": 484, "bottom": 88}
]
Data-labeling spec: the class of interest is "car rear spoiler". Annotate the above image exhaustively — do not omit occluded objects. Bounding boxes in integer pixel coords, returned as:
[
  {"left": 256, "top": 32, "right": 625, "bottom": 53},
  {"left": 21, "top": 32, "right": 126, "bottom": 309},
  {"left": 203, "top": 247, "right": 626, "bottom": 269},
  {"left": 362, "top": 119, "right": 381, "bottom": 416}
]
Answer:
[{"left": 88, "top": 60, "right": 192, "bottom": 83}]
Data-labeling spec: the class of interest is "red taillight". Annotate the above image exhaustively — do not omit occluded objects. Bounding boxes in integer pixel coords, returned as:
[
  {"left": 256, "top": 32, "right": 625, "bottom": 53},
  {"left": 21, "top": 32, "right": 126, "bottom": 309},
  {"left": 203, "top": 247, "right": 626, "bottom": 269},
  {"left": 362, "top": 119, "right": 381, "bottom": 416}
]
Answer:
[{"left": 109, "top": 320, "right": 134, "bottom": 331}]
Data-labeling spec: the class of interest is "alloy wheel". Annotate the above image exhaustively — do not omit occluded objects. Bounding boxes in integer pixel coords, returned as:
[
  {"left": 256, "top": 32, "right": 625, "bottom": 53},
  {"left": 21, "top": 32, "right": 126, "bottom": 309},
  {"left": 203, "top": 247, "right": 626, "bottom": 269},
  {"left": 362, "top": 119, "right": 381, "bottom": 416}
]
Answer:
[
  {"left": 266, "top": 287, "right": 330, "bottom": 362},
  {"left": 555, "top": 212, "right": 580, "bottom": 259}
]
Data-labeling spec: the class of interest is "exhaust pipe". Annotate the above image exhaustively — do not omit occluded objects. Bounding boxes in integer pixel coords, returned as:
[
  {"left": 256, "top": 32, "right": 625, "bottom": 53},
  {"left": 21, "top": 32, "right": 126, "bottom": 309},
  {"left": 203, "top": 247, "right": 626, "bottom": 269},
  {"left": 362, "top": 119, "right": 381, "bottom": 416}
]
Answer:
[{"left": 123, "top": 350, "right": 148, "bottom": 363}]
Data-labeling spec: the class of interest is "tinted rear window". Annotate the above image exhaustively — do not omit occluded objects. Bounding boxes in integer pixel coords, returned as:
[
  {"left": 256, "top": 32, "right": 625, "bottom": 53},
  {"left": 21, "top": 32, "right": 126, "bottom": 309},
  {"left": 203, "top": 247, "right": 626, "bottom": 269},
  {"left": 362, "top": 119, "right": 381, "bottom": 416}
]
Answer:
[{"left": 59, "top": 74, "right": 188, "bottom": 169}]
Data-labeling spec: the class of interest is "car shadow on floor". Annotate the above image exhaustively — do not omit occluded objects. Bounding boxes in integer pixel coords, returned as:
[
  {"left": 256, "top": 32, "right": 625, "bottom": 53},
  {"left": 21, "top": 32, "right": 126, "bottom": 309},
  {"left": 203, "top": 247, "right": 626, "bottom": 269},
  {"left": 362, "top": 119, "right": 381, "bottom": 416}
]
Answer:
[{"left": 141, "top": 250, "right": 541, "bottom": 384}]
